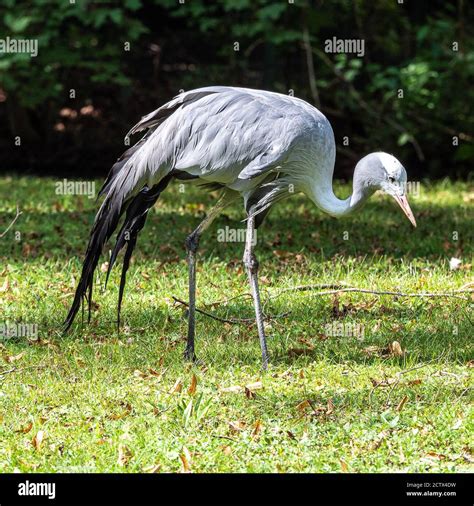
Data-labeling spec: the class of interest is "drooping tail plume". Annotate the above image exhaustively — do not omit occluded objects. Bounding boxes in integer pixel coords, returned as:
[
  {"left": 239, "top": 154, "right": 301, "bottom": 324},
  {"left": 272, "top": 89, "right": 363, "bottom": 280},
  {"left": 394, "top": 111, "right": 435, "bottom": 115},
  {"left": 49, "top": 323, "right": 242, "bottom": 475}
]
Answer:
[{"left": 104, "top": 175, "right": 173, "bottom": 327}]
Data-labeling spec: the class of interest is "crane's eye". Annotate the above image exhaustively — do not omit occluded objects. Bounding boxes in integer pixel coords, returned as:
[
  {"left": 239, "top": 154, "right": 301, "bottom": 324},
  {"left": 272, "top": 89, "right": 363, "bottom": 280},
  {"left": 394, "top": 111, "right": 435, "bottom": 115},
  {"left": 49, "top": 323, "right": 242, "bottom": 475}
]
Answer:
[{"left": 388, "top": 176, "right": 395, "bottom": 183}]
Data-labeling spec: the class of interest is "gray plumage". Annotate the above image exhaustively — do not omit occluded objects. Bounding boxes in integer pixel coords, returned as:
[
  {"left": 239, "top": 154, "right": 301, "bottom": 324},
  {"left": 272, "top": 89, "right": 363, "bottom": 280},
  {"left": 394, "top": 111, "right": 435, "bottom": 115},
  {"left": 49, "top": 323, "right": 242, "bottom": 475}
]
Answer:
[{"left": 65, "top": 86, "right": 416, "bottom": 368}]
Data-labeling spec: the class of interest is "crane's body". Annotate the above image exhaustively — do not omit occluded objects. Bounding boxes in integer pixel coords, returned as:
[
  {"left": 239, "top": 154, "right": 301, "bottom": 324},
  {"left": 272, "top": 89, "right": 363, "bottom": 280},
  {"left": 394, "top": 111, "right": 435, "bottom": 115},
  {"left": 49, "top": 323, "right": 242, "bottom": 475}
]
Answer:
[{"left": 65, "top": 86, "right": 416, "bottom": 368}]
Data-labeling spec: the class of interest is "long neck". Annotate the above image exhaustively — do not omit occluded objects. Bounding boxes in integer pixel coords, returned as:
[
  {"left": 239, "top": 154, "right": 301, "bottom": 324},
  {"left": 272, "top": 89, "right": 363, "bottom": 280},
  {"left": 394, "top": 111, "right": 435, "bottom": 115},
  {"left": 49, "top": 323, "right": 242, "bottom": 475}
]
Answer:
[{"left": 308, "top": 171, "right": 371, "bottom": 218}]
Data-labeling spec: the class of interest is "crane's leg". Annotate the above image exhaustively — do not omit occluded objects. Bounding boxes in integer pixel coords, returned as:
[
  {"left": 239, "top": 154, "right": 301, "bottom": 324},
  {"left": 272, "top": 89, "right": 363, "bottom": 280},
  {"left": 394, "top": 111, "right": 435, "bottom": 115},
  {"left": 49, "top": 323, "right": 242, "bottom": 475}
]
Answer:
[
  {"left": 243, "top": 211, "right": 269, "bottom": 369},
  {"left": 184, "top": 190, "right": 237, "bottom": 361}
]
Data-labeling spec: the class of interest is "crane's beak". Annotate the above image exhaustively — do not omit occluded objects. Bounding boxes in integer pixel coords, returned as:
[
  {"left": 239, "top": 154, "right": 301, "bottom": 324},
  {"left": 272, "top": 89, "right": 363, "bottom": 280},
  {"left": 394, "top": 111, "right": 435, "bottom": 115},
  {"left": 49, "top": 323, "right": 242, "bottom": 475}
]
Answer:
[{"left": 393, "top": 194, "right": 417, "bottom": 227}]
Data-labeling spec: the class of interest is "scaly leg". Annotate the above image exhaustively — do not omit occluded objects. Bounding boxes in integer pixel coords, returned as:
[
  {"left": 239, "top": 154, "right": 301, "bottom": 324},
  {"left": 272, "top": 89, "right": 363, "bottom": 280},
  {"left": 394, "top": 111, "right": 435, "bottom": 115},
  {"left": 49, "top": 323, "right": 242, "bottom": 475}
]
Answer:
[
  {"left": 184, "top": 190, "right": 237, "bottom": 361},
  {"left": 243, "top": 211, "right": 269, "bottom": 369}
]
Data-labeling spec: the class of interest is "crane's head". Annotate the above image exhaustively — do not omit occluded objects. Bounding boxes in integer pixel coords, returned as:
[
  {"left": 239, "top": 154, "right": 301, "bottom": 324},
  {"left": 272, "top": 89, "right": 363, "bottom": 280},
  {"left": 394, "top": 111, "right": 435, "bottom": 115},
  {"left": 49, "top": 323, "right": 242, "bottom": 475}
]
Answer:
[{"left": 355, "top": 152, "right": 417, "bottom": 227}]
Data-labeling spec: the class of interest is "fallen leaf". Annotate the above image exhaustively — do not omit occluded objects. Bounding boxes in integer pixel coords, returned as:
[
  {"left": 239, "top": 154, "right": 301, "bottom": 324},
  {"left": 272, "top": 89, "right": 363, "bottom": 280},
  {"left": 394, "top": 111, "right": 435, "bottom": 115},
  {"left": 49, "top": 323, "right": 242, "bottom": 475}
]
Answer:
[
  {"left": 296, "top": 400, "right": 311, "bottom": 412},
  {"left": 245, "top": 387, "right": 256, "bottom": 399},
  {"left": 408, "top": 379, "right": 422, "bottom": 386},
  {"left": 340, "top": 459, "right": 349, "bottom": 472},
  {"left": 188, "top": 374, "right": 197, "bottom": 395},
  {"left": 228, "top": 420, "right": 246, "bottom": 432},
  {"left": 16, "top": 421, "right": 33, "bottom": 434},
  {"left": 0, "top": 278, "right": 10, "bottom": 292},
  {"left": 370, "top": 377, "right": 397, "bottom": 387},
  {"left": 288, "top": 347, "right": 313, "bottom": 357},
  {"left": 32, "top": 430, "right": 44, "bottom": 450},
  {"left": 118, "top": 444, "right": 132, "bottom": 466},
  {"left": 223, "top": 446, "right": 232, "bottom": 456},
  {"left": 252, "top": 420, "right": 262, "bottom": 437},
  {"left": 326, "top": 398, "right": 335, "bottom": 415},
  {"left": 449, "top": 257, "right": 462, "bottom": 271},
  {"left": 170, "top": 379, "right": 183, "bottom": 394},
  {"left": 245, "top": 381, "right": 263, "bottom": 391},
  {"left": 143, "top": 464, "right": 161, "bottom": 473},
  {"left": 396, "top": 395, "right": 409, "bottom": 412},
  {"left": 180, "top": 446, "right": 192, "bottom": 472},
  {"left": 389, "top": 341, "right": 403, "bottom": 357},
  {"left": 109, "top": 403, "right": 132, "bottom": 420},
  {"left": 4, "top": 352, "right": 26, "bottom": 363},
  {"left": 425, "top": 451, "right": 445, "bottom": 461}
]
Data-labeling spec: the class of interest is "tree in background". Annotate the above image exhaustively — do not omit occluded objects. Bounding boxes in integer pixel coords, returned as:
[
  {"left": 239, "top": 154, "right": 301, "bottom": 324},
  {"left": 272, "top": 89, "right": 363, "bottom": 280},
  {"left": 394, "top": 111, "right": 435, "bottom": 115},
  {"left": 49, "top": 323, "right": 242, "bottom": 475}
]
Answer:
[{"left": 0, "top": 0, "right": 472, "bottom": 179}]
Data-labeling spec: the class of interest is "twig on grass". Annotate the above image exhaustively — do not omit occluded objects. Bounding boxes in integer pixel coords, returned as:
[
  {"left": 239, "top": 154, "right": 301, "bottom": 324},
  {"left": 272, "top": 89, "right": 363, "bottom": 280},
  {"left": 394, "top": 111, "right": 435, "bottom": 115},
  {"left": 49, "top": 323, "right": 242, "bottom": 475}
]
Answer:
[
  {"left": 268, "top": 284, "right": 473, "bottom": 302},
  {"left": 0, "top": 205, "right": 22, "bottom": 239},
  {"left": 0, "top": 364, "right": 47, "bottom": 380},
  {"left": 172, "top": 296, "right": 254, "bottom": 325},
  {"left": 172, "top": 296, "right": 290, "bottom": 326}
]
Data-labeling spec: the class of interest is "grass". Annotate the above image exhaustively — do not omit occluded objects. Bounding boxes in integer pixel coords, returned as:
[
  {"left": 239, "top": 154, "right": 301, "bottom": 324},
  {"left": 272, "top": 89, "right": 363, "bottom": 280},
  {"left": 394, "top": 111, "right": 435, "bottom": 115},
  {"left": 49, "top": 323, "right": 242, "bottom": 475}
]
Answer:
[{"left": 0, "top": 175, "right": 472, "bottom": 473}]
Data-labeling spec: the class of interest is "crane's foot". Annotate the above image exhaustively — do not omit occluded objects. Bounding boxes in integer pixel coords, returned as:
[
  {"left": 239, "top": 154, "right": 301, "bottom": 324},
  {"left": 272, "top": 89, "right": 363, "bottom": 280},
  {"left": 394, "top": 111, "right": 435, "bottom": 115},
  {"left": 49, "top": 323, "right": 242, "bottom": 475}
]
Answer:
[{"left": 183, "top": 345, "right": 196, "bottom": 362}]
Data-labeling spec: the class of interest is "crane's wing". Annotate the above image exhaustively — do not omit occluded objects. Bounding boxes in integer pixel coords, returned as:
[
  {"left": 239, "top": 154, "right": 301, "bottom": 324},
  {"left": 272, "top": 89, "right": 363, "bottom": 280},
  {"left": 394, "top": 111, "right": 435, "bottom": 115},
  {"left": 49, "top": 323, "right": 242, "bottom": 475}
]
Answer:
[{"left": 123, "top": 87, "right": 302, "bottom": 187}]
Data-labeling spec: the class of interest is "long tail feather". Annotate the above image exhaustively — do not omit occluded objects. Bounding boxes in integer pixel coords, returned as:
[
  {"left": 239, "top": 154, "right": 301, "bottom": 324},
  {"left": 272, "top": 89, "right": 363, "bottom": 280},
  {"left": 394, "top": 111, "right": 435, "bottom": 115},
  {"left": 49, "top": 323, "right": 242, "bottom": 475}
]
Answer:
[
  {"left": 104, "top": 175, "right": 173, "bottom": 326},
  {"left": 64, "top": 171, "right": 138, "bottom": 331}
]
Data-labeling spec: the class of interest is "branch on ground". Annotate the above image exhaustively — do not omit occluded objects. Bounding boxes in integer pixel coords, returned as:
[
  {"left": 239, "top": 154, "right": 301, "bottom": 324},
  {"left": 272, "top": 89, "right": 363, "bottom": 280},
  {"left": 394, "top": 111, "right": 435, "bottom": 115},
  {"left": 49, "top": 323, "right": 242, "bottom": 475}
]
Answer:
[{"left": 0, "top": 205, "right": 22, "bottom": 239}]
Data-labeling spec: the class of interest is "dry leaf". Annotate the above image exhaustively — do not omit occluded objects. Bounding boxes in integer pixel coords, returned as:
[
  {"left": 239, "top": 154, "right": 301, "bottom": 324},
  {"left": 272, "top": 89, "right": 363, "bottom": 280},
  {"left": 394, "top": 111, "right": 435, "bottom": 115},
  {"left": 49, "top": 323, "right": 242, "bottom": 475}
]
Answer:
[
  {"left": 223, "top": 446, "right": 232, "bottom": 456},
  {"left": 288, "top": 347, "right": 313, "bottom": 357},
  {"left": 245, "top": 381, "right": 263, "bottom": 391},
  {"left": 396, "top": 395, "right": 408, "bottom": 412},
  {"left": 389, "top": 341, "right": 403, "bottom": 357},
  {"left": 408, "top": 379, "right": 422, "bottom": 386},
  {"left": 425, "top": 452, "right": 445, "bottom": 461},
  {"left": 109, "top": 403, "right": 132, "bottom": 420},
  {"left": 32, "top": 430, "right": 44, "bottom": 450},
  {"left": 100, "top": 262, "right": 109, "bottom": 273},
  {"left": 143, "top": 464, "right": 161, "bottom": 473},
  {"left": 340, "top": 459, "right": 349, "bottom": 472},
  {"left": 118, "top": 444, "right": 132, "bottom": 466},
  {"left": 188, "top": 374, "right": 197, "bottom": 395},
  {"left": 0, "top": 278, "right": 10, "bottom": 292},
  {"left": 228, "top": 420, "right": 246, "bottom": 432},
  {"left": 449, "top": 257, "right": 462, "bottom": 271},
  {"left": 370, "top": 377, "right": 396, "bottom": 387},
  {"left": 296, "top": 400, "right": 311, "bottom": 412},
  {"left": 180, "top": 446, "right": 192, "bottom": 472},
  {"left": 148, "top": 368, "right": 163, "bottom": 378},
  {"left": 16, "top": 421, "right": 33, "bottom": 434},
  {"left": 5, "top": 352, "right": 26, "bottom": 363},
  {"left": 245, "top": 387, "right": 256, "bottom": 399},
  {"left": 326, "top": 398, "right": 335, "bottom": 415},
  {"left": 170, "top": 378, "right": 183, "bottom": 394},
  {"left": 252, "top": 420, "right": 262, "bottom": 437}
]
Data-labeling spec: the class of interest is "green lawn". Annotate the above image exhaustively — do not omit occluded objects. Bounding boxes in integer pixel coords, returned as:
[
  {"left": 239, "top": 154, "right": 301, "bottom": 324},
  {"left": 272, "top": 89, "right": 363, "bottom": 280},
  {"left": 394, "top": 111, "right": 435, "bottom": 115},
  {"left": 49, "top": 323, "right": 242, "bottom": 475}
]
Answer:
[{"left": 0, "top": 175, "right": 472, "bottom": 473}]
